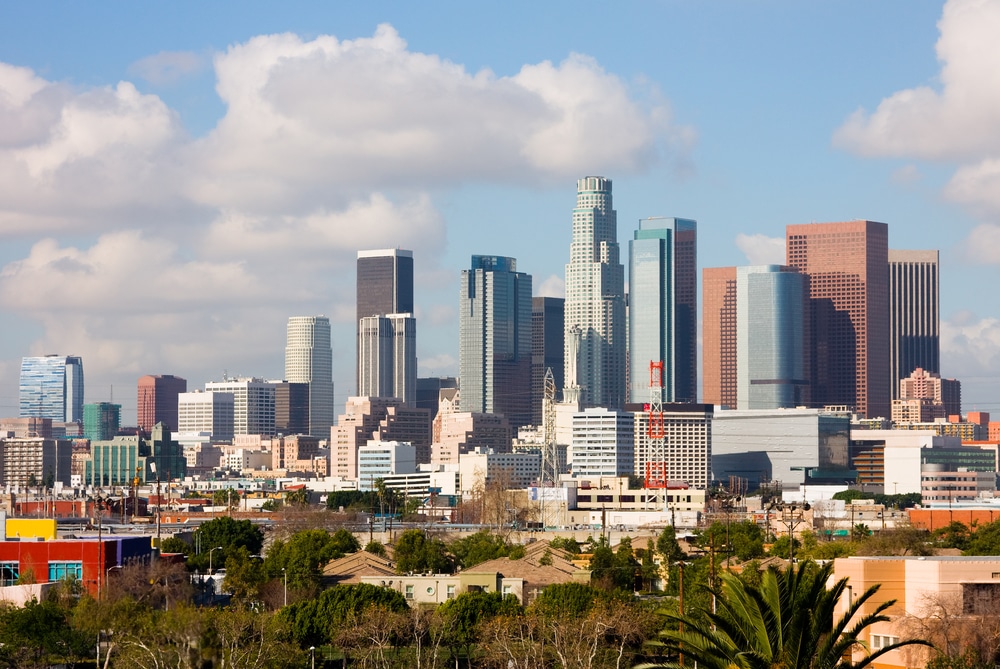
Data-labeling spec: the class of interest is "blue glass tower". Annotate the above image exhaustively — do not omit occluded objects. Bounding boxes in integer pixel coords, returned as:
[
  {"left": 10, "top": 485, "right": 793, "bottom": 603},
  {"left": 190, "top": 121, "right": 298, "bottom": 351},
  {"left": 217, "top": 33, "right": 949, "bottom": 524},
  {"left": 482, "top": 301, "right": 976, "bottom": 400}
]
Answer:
[
  {"left": 19, "top": 355, "right": 84, "bottom": 423},
  {"left": 628, "top": 217, "right": 697, "bottom": 403}
]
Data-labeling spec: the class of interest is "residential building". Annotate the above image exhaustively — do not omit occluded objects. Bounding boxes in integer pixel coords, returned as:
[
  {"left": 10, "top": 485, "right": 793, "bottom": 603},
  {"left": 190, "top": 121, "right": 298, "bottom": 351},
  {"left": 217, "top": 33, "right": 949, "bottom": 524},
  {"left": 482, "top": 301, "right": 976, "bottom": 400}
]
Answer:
[
  {"left": 331, "top": 396, "right": 404, "bottom": 479},
  {"left": 630, "top": 403, "right": 713, "bottom": 489},
  {"left": 177, "top": 391, "right": 235, "bottom": 441},
  {"left": 273, "top": 381, "right": 309, "bottom": 435},
  {"left": 894, "top": 367, "right": 961, "bottom": 420},
  {"left": 459, "top": 255, "right": 532, "bottom": 428},
  {"left": 702, "top": 266, "right": 737, "bottom": 408},
  {"left": 889, "top": 249, "right": 940, "bottom": 399},
  {"left": 358, "top": 441, "right": 417, "bottom": 489},
  {"left": 136, "top": 374, "right": 186, "bottom": 433},
  {"left": 356, "top": 249, "right": 415, "bottom": 400},
  {"left": 0, "top": 417, "right": 52, "bottom": 439},
  {"left": 204, "top": 377, "right": 275, "bottom": 437},
  {"left": 458, "top": 448, "right": 542, "bottom": 494},
  {"left": 569, "top": 408, "right": 634, "bottom": 478},
  {"left": 0, "top": 436, "right": 73, "bottom": 487},
  {"left": 563, "top": 176, "right": 626, "bottom": 409},
  {"left": 628, "top": 216, "right": 697, "bottom": 403},
  {"left": 83, "top": 402, "right": 120, "bottom": 441},
  {"left": 531, "top": 296, "right": 564, "bottom": 426},
  {"left": 431, "top": 395, "right": 512, "bottom": 466},
  {"left": 19, "top": 355, "right": 84, "bottom": 423},
  {"left": 270, "top": 434, "right": 321, "bottom": 472},
  {"left": 284, "top": 316, "right": 335, "bottom": 438},
  {"left": 786, "top": 220, "right": 890, "bottom": 418},
  {"left": 358, "top": 313, "right": 417, "bottom": 406}
]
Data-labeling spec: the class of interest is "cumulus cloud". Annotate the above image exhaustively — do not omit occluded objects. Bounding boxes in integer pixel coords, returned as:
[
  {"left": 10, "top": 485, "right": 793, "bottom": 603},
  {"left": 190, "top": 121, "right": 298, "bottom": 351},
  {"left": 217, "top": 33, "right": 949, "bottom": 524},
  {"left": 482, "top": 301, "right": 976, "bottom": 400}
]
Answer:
[
  {"left": 941, "top": 312, "right": 1000, "bottom": 403},
  {"left": 960, "top": 223, "right": 1000, "bottom": 265},
  {"left": 129, "top": 51, "right": 206, "bottom": 86},
  {"left": 535, "top": 274, "right": 565, "bottom": 298},
  {"left": 735, "top": 233, "right": 785, "bottom": 265}
]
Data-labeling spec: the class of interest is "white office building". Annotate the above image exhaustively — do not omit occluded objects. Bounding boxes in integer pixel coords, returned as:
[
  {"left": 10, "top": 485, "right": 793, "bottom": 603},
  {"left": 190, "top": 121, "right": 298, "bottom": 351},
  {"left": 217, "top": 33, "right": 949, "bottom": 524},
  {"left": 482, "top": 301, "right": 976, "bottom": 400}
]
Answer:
[
  {"left": 204, "top": 378, "right": 276, "bottom": 437},
  {"left": 285, "top": 316, "right": 336, "bottom": 438},
  {"left": 569, "top": 408, "right": 634, "bottom": 478},
  {"left": 177, "top": 391, "right": 235, "bottom": 441},
  {"left": 358, "top": 440, "right": 417, "bottom": 490}
]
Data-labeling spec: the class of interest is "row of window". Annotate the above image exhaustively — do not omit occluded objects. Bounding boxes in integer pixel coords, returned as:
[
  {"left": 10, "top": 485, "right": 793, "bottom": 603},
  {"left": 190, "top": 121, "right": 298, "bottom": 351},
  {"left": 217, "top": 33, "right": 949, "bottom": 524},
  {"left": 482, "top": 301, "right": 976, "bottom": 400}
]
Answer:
[{"left": 0, "top": 561, "right": 82, "bottom": 586}]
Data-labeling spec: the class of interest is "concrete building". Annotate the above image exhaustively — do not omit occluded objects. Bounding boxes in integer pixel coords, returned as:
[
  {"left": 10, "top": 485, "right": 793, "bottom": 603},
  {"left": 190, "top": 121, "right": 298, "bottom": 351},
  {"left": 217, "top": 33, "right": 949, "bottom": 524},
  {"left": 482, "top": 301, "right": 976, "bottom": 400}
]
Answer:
[
  {"left": 356, "top": 249, "right": 415, "bottom": 402},
  {"left": 630, "top": 403, "right": 713, "bottom": 489},
  {"left": 358, "top": 313, "right": 417, "bottom": 406},
  {"left": 273, "top": 381, "right": 309, "bottom": 435},
  {"left": 563, "top": 176, "right": 626, "bottom": 409},
  {"left": 628, "top": 216, "right": 698, "bottom": 404},
  {"left": 83, "top": 402, "right": 120, "bottom": 442},
  {"left": 0, "top": 436, "right": 73, "bottom": 488},
  {"left": 431, "top": 396, "right": 512, "bottom": 466},
  {"left": 284, "top": 316, "right": 335, "bottom": 438},
  {"left": 458, "top": 448, "right": 541, "bottom": 494},
  {"left": 531, "top": 297, "right": 565, "bottom": 426},
  {"left": 702, "top": 266, "right": 737, "bottom": 408},
  {"left": 0, "top": 417, "right": 52, "bottom": 439},
  {"left": 19, "top": 355, "right": 84, "bottom": 423},
  {"left": 711, "top": 408, "right": 851, "bottom": 490},
  {"left": 204, "top": 377, "right": 275, "bottom": 437},
  {"left": 786, "top": 220, "right": 890, "bottom": 419},
  {"left": 569, "top": 408, "right": 634, "bottom": 478},
  {"left": 136, "top": 374, "right": 186, "bottom": 433},
  {"left": 177, "top": 391, "right": 235, "bottom": 441},
  {"left": 86, "top": 423, "right": 186, "bottom": 486},
  {"left": 271, "top": 435, "right": 321, "bottom": 472},
  {"left": 415, "top": 377, "right": 458, "bottom": 422},
  {"left": 331, "top": 396, "right": 431, "bottom": 480},
  {"left": 894, "top": 367, "right": 961, "bottom": 421},
  {"left": 889, "top": 249, "right": 940, "bottom": 400},
  {"left": 358, "top": 441, "right": 417, "bottom": 490}
]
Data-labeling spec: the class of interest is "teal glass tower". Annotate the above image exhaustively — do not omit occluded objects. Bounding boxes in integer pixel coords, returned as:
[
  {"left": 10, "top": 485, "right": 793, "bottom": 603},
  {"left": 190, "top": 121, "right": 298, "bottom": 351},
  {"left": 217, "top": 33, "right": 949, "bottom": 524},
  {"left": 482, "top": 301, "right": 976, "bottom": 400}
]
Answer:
[
  {"left": 19, "top": 355, "right": 84, "bottom": 423},
  {"left": 83, "top": 402, "right": 121, "bottom": 441},
  {"left": 459, "top": 255, "right": 533, "bottom": 428},
  {"left": 628, "top": 217, "right": 697, "bottom": 403}
]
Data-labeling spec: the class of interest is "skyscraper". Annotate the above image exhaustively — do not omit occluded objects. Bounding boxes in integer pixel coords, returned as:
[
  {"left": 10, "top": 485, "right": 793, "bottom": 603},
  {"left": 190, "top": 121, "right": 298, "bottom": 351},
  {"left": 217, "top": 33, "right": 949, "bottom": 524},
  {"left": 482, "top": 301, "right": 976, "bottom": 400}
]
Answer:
[
  {"left": 356, "top": 249, "right": 415, "bottom": 400},
  {"left": 19, "top": 355, "right": 84, "bottom": 423},
  {"left": 83, "top": 402, "right": 121, "bottom": 441},
  {"left": 459, "top": 255, "right": 533, "bottom": 428},
  {"left": 137, "top": 374, "right": 187, "bottom": 433},
  {"left": 564, "top": 177, "right": 626, "bottom": 409},
  {"left": 735, "top": 265, "right": 807, "bottom": 409},
  {"left": 786, "top": 220, "right": 890, "bottom": 419},
  {"left": 284, "top": 316, "right": 335, "bottom": 438},
  {"left": 628, "top": 217, "right": 698, "bottom": 403},
  {"left": 702, "top": 267, "right": 737, "bottom": 408},
  {"left": 204, "top": 377, "right": 276, "bottom": 437},
  {"left": 889, "top": 249, "right": 940, "bottom": 399},
  {"left": 531, "top": 296, "right": 564, "bottom": 426}
]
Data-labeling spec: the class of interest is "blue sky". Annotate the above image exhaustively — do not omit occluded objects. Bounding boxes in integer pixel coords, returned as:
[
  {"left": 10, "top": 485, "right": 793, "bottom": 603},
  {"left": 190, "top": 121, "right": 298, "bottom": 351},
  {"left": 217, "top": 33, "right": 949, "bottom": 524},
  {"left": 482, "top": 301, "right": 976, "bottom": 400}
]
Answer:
[{"left": 1, "top": 1, "right": 998, "bottom": 422}]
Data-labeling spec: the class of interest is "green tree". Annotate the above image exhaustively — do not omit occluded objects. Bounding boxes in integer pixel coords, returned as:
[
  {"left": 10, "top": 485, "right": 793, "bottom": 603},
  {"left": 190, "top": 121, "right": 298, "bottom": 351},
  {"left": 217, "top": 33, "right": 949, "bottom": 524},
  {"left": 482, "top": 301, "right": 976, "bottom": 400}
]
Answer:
[
  {"left": 831, "top": 489, "right": 866, "bottom": 503},
  {"left": 393, "top": 529, "right": 454, "bottom": 574},
  {"left": 964, "top": 519, "right": 1000, "bottom": 555},
  {"left": 438, "top": 591, "right": 521, "bottom": 664},
  {"left": 531, "top": 582, "right": 603, "bottom": 618},
  {"left": 651, "top": 560, "right": 930, "bottom": 669},
  {"left": 934, "top": 521, "right": 972, "bottom": 551},
  {"left": 365, "top": 540, "right": 388, "bottom": 556},
  {"left": 0, "top": 598, "right": 92, "bottom": 669},
  {"left": 190, "top": 516, "right": 265, "bottom": 572},
  {"left": 449, "top": 530, "right": 519, "bottom": 568},
  {"left": 548, "top": 536, "right": 581, "bottom": 554},
  {"left": 159, "top": 536, "right": 192, "bottom": 556},
  {"left": 224, "top": 546, "right": 267, "bottom": 606},
  {"left": 284, "top": 488, "right": 310, "bottom": 506},
  {"left": 265, "top": 528, "right": 360, "bottom": 591},
  {"left": 695, "top": 520, "right": 764, "bottom": 561},
  {"left": 278, "top": 583, "right": 409, "bottom": 647}
]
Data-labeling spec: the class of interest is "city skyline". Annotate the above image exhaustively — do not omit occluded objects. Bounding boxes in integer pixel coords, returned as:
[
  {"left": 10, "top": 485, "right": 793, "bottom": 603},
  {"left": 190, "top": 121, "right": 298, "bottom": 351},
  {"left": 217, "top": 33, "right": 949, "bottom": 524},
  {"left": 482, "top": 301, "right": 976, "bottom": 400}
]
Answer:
[{"left": 1, "top": 2, "right": 999, "bottom": 421}]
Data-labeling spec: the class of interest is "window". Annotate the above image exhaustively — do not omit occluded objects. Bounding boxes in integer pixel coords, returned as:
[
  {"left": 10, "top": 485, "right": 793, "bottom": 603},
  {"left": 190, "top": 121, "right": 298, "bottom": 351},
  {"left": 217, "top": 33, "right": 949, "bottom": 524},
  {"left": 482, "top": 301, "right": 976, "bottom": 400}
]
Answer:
[
  {"left": 405, "top": 585, "right": 414, "bottom": 600},
  {"left": 0, "top": 562, "right": 19, "bottom": 586},
  {"left": 49, "top": 561, "right": 83, "bottom": 582},
  {"left": 502, "top": 585, "right": 513, "bottom": 595},
  {"left": 446, "top": 585, "right": 456, "bottom": 600}
]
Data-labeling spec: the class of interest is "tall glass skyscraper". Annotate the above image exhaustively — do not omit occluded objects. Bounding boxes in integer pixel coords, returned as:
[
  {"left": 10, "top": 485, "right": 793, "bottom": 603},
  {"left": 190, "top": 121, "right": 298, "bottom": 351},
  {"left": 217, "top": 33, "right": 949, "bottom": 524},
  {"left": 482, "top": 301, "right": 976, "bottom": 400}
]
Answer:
[
  {"left": 889, "top": 249, "right": 940, "bottom": 399},
  {"left": 459, "top": 255, "right": 532, "bottom": 428},
  {"left": 627, "top": 217, "right": 697, "bottom": 403},
  {"left": 19, "top": 355, "right": 84, "bottom": 423},
  {"left": 284, "top": 316, "right": 335, "bottom": 438},
  {"left": 564, "top": 177, "right": 626, "bottom": 409}
]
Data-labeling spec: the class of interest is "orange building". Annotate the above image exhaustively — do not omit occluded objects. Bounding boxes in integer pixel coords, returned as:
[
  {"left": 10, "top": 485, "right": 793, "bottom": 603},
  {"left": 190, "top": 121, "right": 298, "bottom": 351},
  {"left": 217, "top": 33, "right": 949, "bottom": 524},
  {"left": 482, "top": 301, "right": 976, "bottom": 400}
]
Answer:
[{"left": 701, "top": 266, "right": 737, "bottom": 407}]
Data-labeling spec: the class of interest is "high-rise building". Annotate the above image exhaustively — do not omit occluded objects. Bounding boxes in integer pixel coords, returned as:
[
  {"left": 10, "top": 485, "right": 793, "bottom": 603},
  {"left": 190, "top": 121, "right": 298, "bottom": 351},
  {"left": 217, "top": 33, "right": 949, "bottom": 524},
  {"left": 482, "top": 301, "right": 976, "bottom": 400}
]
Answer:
[
  {"left": 358, "top": 313, "right": 416, "bottom": 405},
  {"left": 19, "top": 355, "right": 84, "bottom": 423},
  {"left": 628, "top": 217, "right": 698, "bottom": 403},
  {"left": 531, "top": 297, "right": 564, "bottom": 426},
  {"left": 357, "top": 249, "right": 415, "bottom": 397},
  {"left": 459, "top": 255, "right": 532, "bottom": 428},
  {"left": 569, "top": 408, "right": 634, "bottom": 478},
  {"left": 274, "top": 382, "right": 310, "bottom": 435},
  {"left": 284, "top": 316, "right": 335, "bottom": 438},
  {"left": 630, "top": 403, "right": 713, "bottom": 489},
  {"left": 204, "top": 378, "right": 275, "bottom": 437},
  {"left": 564, "top": 177, "right": 626, "bottom": 409},
  {"left": 177, "top": 391, "right": 235, "bottom": 441},
  {"left": 702, "top": 267, "right": 737, "bottom": 408},
  {"left": 786, "top": 220, "right": 890, "bottom": 419},
  {"left": 137, "top": 375, "right": 187, "bottom": 433},
  {"left": 889, "top": 250, "right": 940, "bottom": 399},
  {"left": 892, "top": 367, "right": 961, "bottom": 423},
  {"left": 416, "top": 377, "right": 459, "bottom": 421},
  {"left": 0, "top": 436, "right": 73, "bottom": 488},
  {"left": 83, "top": 402, "right": 121, "bottom": 441},
  {"left": 736, "top": 265, "right": 807, "bottom": 410}
]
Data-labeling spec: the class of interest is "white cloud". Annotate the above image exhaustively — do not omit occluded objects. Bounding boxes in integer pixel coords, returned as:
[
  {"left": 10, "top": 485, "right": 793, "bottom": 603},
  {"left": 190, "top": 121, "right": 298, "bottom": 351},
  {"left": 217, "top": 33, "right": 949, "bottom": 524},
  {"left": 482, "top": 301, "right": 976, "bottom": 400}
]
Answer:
[
  {"left": 735, "top": 233, "right": 785, "bottom": 265},
  {"left": 535, "top": 274, "right": 565, "bottom": 298},
  {"left": 942, "top": 311, "right": 1000, "bottom": 375},
  {"left": 890, "top": 164, "right": 923, "bottom": 186},
  {"left": 129, "top": 51, "right": 205, "bottom": 86},
  {"left": 960, "top": 223, "right": 1000, "bottom": 265}
]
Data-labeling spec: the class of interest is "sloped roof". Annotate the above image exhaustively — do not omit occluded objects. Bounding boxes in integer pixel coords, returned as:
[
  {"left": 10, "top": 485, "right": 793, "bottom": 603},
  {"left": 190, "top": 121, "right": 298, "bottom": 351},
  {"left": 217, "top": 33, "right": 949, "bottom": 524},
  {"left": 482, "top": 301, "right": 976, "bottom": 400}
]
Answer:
[
  {"left": 463, "top": 541, "right": 585, "bottom": 588},
  {"left": 323, "top": 550, "right": 397, "bottom": 584}
]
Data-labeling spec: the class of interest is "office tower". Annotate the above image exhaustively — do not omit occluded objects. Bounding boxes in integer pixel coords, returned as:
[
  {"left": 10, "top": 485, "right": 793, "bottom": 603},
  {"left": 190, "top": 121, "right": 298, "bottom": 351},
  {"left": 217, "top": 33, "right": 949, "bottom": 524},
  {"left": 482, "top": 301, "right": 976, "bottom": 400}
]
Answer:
[
  {"left": 786, "top": 220, "right": 890, "bottom": 419},
  {"left": 274, "top": 381, "right": 310, "bottom": 435},
  {"left": 284, "top": 316, "right": 335, "bottom": 438},
  {"left": 630, "top": 403, "right": 713, "bottom": 489},
  {"left": 459, "top": 255, "right": 532, "bottom": 428},
  {"left": 137, "top": 374, "right": 187, "bottom": 433},
  {"left": 177, "top": 391, "right": 235, "bottom": 441},
  {"left": 702, "top": 267, "right": 737, "bottom": 408},
  {"left": 358, "top": 313, "right": 417, "bottom": 405},
  {"left": 736, "top": 265, "right": 807, "bottom": 409},
  {"left": 204, "top": 378, "right": 275, "bottom": 437},
  {"left": 86, "top": 424, "right": 186, "bottom": 486},
  {"left": 83, "top": 402, "right": 121, "bottom": 441},
  {"left": 19, "top": 355, "right": 84, "bottom": 423},
  {"left": 569, "top": 408, "right": 634, "bottom": 478},
  {"left": 531, "top": 297, "right": 565, "bottom": 426},
  {"left": 357, "top": 249, "right": 415, "bottom": 397},
  {"left": 889, "top": 250, "right": 940, "bottom": 399},
  {"left": 628, "top": 217, "right": 698, "bottom": 403},
  {"left": 564, "top": 177, "right": 626, "bottom": 408}
]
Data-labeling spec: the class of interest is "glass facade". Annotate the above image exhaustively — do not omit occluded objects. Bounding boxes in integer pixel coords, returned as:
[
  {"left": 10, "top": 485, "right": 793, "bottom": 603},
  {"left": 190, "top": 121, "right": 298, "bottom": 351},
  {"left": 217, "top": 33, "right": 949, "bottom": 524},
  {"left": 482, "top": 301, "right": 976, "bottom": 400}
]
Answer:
[
  {"left": 83, "top": 402, "right": 121, "bottom": 441},
  {"left": 19, "top": 355, "right": 84, "bottom": 423},
  {"left": 285, "top": 316, "right": 335, "bottom": 437},
  {"left": 356, "top": 250, "right": 416, "bottom": 403}
]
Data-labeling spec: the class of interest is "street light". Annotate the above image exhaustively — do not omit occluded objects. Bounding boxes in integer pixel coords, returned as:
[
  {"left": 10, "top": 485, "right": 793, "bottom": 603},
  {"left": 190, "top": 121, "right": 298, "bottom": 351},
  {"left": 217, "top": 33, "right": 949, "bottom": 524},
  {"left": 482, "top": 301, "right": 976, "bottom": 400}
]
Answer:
[
  {"left": 208, "top": 546, "right": 224, "bottom": 574},
  {"left": 105, "top": 564, "right": 123, "bottom": 583},
  {"left": 282, "top": 567, "right": 287, "bottom": 607},
  {"left": 310, "top": 646, "right": 316, "bottom": 669}
]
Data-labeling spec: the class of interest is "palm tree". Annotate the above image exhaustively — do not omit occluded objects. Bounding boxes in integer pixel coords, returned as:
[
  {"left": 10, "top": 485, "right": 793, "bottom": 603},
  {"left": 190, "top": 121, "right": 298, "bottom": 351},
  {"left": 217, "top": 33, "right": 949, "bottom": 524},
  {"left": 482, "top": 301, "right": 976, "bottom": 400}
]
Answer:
[{"left": 645, "top": 560, "right": 929, "bottom": 669}]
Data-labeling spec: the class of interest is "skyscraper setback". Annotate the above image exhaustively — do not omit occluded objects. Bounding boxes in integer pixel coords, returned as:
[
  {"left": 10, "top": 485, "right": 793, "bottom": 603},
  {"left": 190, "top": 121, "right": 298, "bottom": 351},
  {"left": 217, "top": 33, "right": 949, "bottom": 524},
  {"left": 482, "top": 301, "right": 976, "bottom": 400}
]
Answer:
[
  {"left": 786, "top": 220, "right": 890, "bottom": 419},
  {"left": 889, "top": 249, "right": 940, "bottom": 399},
  {"left": 284, "top": 316, "right": 335, "bottom": 438},
  {"left": 628, "top": 217, "right": 698, "bottom": 403},
  {"left": 564, "top": 177, "right": 626, "bottom": 409},
  {"left": 356, "top": 249, "right": 416, "bottom": 404},
  {"left": 459, "top": 255, "right": 532, "bottom": 429}
]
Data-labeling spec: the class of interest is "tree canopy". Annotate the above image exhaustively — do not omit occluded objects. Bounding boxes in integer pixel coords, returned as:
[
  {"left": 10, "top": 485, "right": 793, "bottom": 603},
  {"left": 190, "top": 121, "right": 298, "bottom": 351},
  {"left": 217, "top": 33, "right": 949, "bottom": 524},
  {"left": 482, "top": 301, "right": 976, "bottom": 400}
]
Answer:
[
  {"left": 189, "top": 516, "right": 264, "bottom": 572},
  {"left": 393, "top": 529, "right": 454, "bottom": 574}
]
